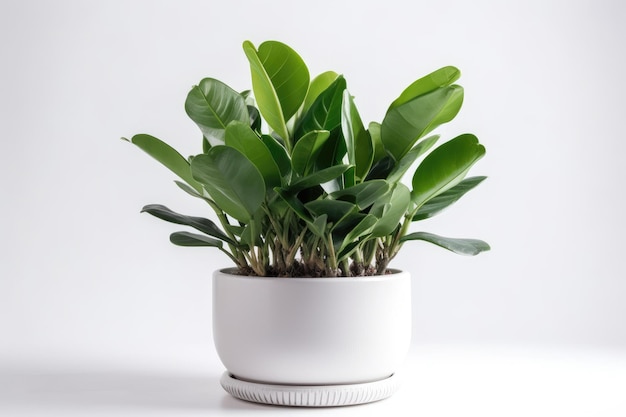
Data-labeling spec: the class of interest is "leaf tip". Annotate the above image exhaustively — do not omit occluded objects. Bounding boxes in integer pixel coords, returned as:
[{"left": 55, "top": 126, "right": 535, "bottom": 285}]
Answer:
[{"left": 242, "top": 40, "right": 256, "bottom": 52}]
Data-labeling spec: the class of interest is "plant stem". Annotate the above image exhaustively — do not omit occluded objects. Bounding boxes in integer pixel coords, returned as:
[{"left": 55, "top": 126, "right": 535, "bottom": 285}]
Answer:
[
  {"left": 325, "top": 232, "right": 338, "bottom": 277},
  {"left": 206, "top": 198, "right": 247, "bottom": 268},
  {"left": 286, "top": 227, "right": 307, "bottom": 269},
  {"left": 340, "top": 259, "right": 350, "bottom": 277}
]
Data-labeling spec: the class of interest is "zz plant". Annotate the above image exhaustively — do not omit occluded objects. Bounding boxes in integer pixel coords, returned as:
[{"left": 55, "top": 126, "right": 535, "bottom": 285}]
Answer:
[{"left": 123, "top": 40, "right": 489, "bottom": 277}]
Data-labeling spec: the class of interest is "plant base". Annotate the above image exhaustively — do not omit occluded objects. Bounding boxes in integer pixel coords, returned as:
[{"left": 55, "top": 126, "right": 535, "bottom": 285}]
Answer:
[{"left": 220, "top": 372, "right": 400, "bottom": 407}]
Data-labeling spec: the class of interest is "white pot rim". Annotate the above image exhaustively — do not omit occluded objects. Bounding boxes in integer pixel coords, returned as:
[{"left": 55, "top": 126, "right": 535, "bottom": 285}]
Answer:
[{"left": 216, "top": 267, "right": 406, "bottom": 281}]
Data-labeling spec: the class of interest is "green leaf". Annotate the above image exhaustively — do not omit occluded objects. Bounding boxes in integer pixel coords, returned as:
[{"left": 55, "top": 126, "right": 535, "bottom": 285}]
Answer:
[
  {"left": 295, "top": 76, "right": 347, "bottom": 138},
  {"left": 129, "top": 134, "right": 202, "bottom": 194},
  {"left": 332, "top": 212, "right": 366, "bottom": 232},
  {"left": 365, "top": 155, "right": 395, "bottom": 181},
  {"left": 202, "top": 136, "right": 211, "bottom": 154},
  {"left": 341, "top": 90, "right": 373, "bottom": 181},
  {"left": 382, "top": 85, "right": 464, "bottom": 161},
  {"left": 387, "top": 135, "right": 439, "bottom": 183},
  {"left": 141, "top": 204, "right": 237, "bottom": 245},
  {"left": 243, "top": 40, "right": 310, "bottom": 141},
  {"left": 240, "top": 89, "right": 252, "bottom": 103},
  {"left": 413, "top": 176, "right": 487, "bottom": 221},
  {"left": 369, "top": 183, "right": 411, "bottom": 237},
  {"left": 302, "top": 71, "right": 339, "bottom": 115},
  {"left": 390, "top": 66, "right": 461, "bottom": 108},
  {"left": 411, "top": 134, "right": 485, "bottom": 208},
  {"left": 170, "top": 231, "right": 223, "bottom": 248},
  {"left": 260, "top": 135, "right": 291, "bottom": 177},
  {"left": 400, "top": 231, "right": 490, "bottom": 256},
  {"left": 309, "top": 214, "right": 328, "bottom": 238},
  {"left": 368, "top": 122, "right": 387, "bottom": 165},
  {"left": 240, "top": 218, "right": 264, "bottom": 247},
  {"left": 191, "top": 146, "right": 265, "bottom": 223},
  {"left": 248, "top": 105, "right": 262, "bottom": 133},
  {"left": 175, "top": 180, "right": 203, "bottom": 197},
  {"left": 275, "top": 188, "right": 313, "bottom": 223},
  {"left": 330, "top": 180, "right": 390, "bottom": 210},
  {"left": 337, "top": 242, "right": 360, "bottom": 261},
  {"left": 226, "top": 224, "right": 245, "bottom": 237},
  {"left": 287, "top": 164, "right": 350, "bottom": 192},
  {"left": 185, "top": 78, "right": 249, "bottom": 146},
  {"left": 343, "top": 166, "right": 356, "bottom": 188},
  {"left": 275, "top": 190, "right": 342, "bottom": 239},
  {"left": 225, "top": 121, "right": 282, "bottom": 188},
  {"left": 336, "top": 214, "right": 378, "bottom": 256},
  {"left": 305, "top": 199, "right": 357, "bottom": 223},
  {"left": 316, "top": 128, "right": 347, "bottom": 173},
  {"left": 291, "top": 130, "right": 331, "bottom": 175}
]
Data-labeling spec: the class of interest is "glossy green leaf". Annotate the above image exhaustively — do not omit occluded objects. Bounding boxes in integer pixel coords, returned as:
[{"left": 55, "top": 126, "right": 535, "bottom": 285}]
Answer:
[
  {"left": 191, "top": 147, "right": 265, "bottom": 223},
  {"left": 365, "top": 155, "right": 395, "bottom": 181},
  {"left": 291, "top": 130, "right": 331, "bottom": 176},
  {"left": 332, "top": 212, "right": 366, "bottom": 232},
  {"left": 336, "top": 242, "right": 360, "bottom": 261},
  {"left": 287, "top": 164, "right": 350, "bottom": 192},
  {"left": 225, "top": 121, "right": 281, "bottom": 188},
  {"left": 240, "top": 89, "right": 252, "bottom": 103},
  {"left": 368, "top": 122, "right": 388, "bottom": 165},
  {"left": 302, "top": 71, "right": 339, "bottom": 115},
  {"left": 411, "top": 134, "right": 485, "bottom": 209},
  {"left": 185, "top": 78, "right": 249, "bottom": 146},
  {"left": 387, "top": 135, "right": 439, "bottom": 183},
  {"left": 240, "top": 217, "right": 264, "bottom": 247},
  {"left": 305, "top": 199, "right": 357, "bottom": 223},
  {"left": 341, "top": 90, "right": 373, "bottom": 181},
  {"left": 382, "top": 85, "right": 464, "bottom": 161},
  {"left": 202, "top": 136, "right": 211, "bottom": 154},
  {"left": 336, "top": 214, "right": 378, "bottom": 256},
  {"left": 275, "top": 189, "right": 313, "bottom": 223},
  {"left": 390, "top": 66, "right": 461, "bottom": 108},
  {"left": 309, "top": 214, "right": 328, "bottom": 238},
  {"left": 316, "top": 128, "right": 347, "bottom": 173},
  {"left": 170, "top": 231, "right": 223, "bottom": 248},
  {"left": 141, "top": 204, "right": 236, "bottom": 245},
  {"left": 369, "top": 183, "right": 411, "bottom": 237},
  {"left": 400, "top": 231, "right": 490, "bottom": 256},
  {"left": 413, "top": 176, "right": 487, "bottom": 221},
  {"left": 174, "top": 181, "right": 214, "bottom": 205},
  {"left": 243, "top": 40, "right": 310, "bottom": 141},
  {"left": 225, "top": 224, "right": 245, "bottom": 237},
  {"left": 128, "top": 134, "right": 202, "bottom": 194},
  {"left": 260, "top": 135, "right": 291, "bottom": 177},
  {"left": 295, "top": 76, "right": 346, "bottom": 138},
  {"left": 343, "top": 166, "right": 356, "bottom": 188},
  {"left": 247, "top": 105, "right": 262, "bottom": 133},
  {"left": 330, "top": 180, "right": 390, "bottom": 210}
]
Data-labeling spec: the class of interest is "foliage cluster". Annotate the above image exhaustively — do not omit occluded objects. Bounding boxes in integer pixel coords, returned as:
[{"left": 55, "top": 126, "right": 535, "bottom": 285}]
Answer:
[{"left": 124, "top": 40, "right": 489, "bottom": 277}]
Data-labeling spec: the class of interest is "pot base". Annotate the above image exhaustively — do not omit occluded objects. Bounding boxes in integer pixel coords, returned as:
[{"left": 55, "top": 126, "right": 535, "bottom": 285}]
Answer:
[{"left": 220, "top": 372, "right": 400, "bottom": 407}]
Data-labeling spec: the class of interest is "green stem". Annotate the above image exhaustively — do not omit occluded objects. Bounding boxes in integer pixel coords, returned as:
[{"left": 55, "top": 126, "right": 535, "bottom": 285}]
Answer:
[
  {"left": 218, "top": 247, "right": 241, "bottom": 266},
  {"left": 341, "top": 259, "right": 350, "bottom": 277},
  {"left": 325, "top": 232, "right": 338, "bottom": 276},
  {"left": 262, "top": 204, "right": 288, "bottom": 249},
  {"left": 286, "top": 227, "right": 307, "bottom": 268},
  {"left": 206, "top": 198, "right": 247, "bottom": 268},
  {"left": 364, "top": 239, "right": 377, "bottom": 266}
]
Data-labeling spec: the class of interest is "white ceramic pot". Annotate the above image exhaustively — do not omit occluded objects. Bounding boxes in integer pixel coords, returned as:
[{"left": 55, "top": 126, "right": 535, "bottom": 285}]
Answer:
[{"left": 212, "top": 269, "right": 412, "bottom": 388}]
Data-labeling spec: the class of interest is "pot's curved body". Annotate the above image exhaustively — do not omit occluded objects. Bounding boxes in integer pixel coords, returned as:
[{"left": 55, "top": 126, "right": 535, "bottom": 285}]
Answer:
[{"left": 212, "top": 269, "right": 412, "bottom": 386}]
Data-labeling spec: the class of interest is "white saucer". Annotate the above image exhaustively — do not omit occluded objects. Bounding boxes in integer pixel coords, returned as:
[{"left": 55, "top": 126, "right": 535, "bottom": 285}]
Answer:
[{"left": 220, "top": 372, "right": 400, "bottom": 407}]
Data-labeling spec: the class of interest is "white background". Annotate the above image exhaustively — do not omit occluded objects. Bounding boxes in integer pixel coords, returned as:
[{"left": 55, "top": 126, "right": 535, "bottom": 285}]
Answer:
[{"left": 1, "top": 0, "right": 625, "bottom": 415}]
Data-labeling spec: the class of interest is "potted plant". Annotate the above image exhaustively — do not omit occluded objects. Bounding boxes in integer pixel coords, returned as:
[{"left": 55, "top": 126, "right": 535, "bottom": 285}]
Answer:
[{"left": 123, "top": 40, "right": 489, "bottom": 407}]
